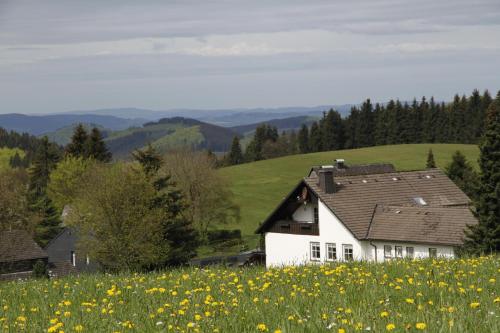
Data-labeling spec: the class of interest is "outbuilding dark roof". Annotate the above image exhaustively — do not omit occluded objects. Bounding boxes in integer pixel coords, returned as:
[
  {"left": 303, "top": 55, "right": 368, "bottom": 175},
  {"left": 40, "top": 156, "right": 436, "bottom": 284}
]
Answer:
[
  {"left": 258, "top": 164, "right": 477, "bottom": 246},
  {"left": 0, "top": 230, "right": 48, "bottom": 263}
]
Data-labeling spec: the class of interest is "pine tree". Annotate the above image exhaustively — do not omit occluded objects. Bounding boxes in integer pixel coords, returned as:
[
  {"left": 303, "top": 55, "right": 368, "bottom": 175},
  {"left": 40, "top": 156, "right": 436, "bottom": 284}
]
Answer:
[
  {"left": 426, "top": 149, "right": 436, "bottom": 168},
  {"left": 66, "top": 124, "right": 88, "bottom": 158},
  {"left": 321, "top": 109, "right": 344, "bottom": 150},
  {"left": 445, "top": 151, "right": 479, "bottom": 200},
  {"left": 33, "top": 195, "right": 62, "bottom": 247},
  {"left": 87, "top": 127, "right": 112, "bottom": 162},
  {"left": 309, "top": 122, "right": 322, "bottom": 152},
  {"left": 228, "top": 136, "right": 244, "bottom": 165},
  {"left": 28, "top": 136, "right": 62, "bottom": 246},
  {"left": 28, "top": 137, "right": 61, "bottom": 200},
  {"left": 133, "top": 145, "right": 198, "bottom": 266},
  {"left": 465, "top": 91, "right": 500, "bottom": 253},
  {"left": 9, "top": 152, "right": 23, "bottom": 168},
  {"left": 298, "top": 124, "right": 309, "bottom": 153}
]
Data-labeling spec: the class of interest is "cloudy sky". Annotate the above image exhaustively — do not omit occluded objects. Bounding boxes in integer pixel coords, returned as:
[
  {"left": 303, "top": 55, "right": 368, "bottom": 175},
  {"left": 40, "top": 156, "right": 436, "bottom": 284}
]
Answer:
[{"left": 1, "top": 0, "right": 499, "bottom": 114}]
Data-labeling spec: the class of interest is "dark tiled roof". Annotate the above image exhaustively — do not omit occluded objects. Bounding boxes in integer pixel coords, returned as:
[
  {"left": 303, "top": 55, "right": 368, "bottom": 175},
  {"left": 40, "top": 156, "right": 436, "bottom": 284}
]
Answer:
[
  {"left": 0, "top": 230, "right": 48, "bottom": 263},
  {"left": 309, "top": 163, "right": 396, "bottom": 177},
  {"left": 367, "top": 205, "right": 477, "bottom": 245},
  {"left": 303, "top": 168, "right": 475, "bottom": 245}
]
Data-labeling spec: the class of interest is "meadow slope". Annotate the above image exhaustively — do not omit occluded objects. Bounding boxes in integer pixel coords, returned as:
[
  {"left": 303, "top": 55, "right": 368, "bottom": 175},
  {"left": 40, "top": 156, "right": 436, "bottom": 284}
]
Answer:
[
  {"left": 0, "top": 147, "right": 23, "bottom": 171},
  {"left": 0, "top": 257, "right": 498, "bottom": 332},
  {"left": 219, "top": 144, "right": 479, "bottom": 248}
]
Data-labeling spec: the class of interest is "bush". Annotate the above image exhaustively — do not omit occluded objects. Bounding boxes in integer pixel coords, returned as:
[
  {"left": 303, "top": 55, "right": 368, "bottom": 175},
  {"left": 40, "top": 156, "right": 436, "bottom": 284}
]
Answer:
[{"left": 32, "top": 260, "right": 48, "bottom": 279}]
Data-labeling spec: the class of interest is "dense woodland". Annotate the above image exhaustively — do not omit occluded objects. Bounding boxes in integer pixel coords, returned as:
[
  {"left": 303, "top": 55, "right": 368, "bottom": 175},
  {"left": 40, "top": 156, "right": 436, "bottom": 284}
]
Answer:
[{"left": 228, "top": 90, "right": 494, "bottom": 164}]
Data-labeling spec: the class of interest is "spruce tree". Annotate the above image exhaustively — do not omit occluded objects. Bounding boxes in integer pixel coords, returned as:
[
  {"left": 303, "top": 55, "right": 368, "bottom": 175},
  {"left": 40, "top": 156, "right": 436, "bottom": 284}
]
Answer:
[
  {"left": 87, "top": 127, "right": 112, "bottom": 162},
  {"left": 28, "top": 136, "right": 62, "bottom": 246},
  {"left": 445, "top": 150, "right": 479, "bottom": 200},
  {"left": 465, "top": 91, "right": 500, "bottom": 253},
  {"left": 298, "top": 124, "right": 309, "bottom": 153},
  {"left": 228, "top": 136, "right": 244, "bottom": 165},
  {"left": 133, "top": 145, "right": 198, "bottom": 266},
  {"left": 66, "top": 124, "right": 88, "bottom": 158},
  {"left": 426, "top": 149, "right": 436, "bottom": 168},
  {"left": 309, "top": 122, "right": 322, "bottom": 152}
]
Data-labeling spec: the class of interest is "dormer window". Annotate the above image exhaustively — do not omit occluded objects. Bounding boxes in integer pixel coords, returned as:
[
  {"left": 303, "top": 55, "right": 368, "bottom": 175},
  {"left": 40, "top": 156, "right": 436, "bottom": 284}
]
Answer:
[{"left": 413, "top": 197, "right": 427, "bottom": 206}]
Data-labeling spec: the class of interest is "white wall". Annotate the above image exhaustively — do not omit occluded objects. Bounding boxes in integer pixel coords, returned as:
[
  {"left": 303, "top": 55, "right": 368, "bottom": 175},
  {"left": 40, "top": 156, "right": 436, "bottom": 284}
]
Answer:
[
  {"left": 265, "top": 199, "right": 456, "bottom": 267},
  {"left": 265, "top": 200, "right": 365, "bottom": 267},
  {"left": 292, "top": 203, "right": 317, "bottom": 223},
  {"left": 368, "top": 241, "right": 455, "bottom": 262}
]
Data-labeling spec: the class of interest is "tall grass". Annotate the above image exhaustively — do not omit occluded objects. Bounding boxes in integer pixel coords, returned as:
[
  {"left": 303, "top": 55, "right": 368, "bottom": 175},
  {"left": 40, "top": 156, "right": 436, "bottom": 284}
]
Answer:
[{"left": 0, "top": 256, "right": 498, "bottom": 332}]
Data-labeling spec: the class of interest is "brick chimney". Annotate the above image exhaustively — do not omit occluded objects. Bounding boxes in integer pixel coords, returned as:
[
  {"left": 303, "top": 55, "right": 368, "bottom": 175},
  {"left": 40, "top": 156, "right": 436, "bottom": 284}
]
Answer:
[{"left": 318, "top": 169, "right": 335, "bottom": 194}]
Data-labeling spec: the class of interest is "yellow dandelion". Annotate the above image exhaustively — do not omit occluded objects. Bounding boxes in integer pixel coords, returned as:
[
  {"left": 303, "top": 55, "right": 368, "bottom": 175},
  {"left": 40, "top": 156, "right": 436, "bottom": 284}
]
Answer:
[
  {"left": 386, "top": 323, "right": 396, "bottom": 331},
  {"left": 470, "top": 302, "right": 480, "bottom": 309},
  {"left": 415, "top": 322, "right": 426, "bottom": 330}
]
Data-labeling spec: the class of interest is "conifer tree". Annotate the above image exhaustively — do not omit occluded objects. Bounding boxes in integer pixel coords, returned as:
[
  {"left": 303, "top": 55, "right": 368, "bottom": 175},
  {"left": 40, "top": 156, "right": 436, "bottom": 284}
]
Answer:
[
  {"left": 426, "top": 149, "right": 436, "bottom": 168},
  {"left": 66, "top": 124, "right": 88, "bottom": 158},
  {"left": 133, "top": 145, "right": 198, "bottom": 266},
  {"left": 228, "top": 136, "right": 244, "bottom": 165},
  {"left": 465, "top": 91, "right": 500, "bottom": 253},
  {"left": 309, "top": 122, "right": 322, "bottom": 152},
  {"left": 445, "top": 151, "right": 479, "bottom": 200},
  {"left": 298, "top": 124, "right": 309, "bottom": 153},
  {"left": 28, "top": 136, "right": 62, "bottom": 246},
  {"left": 86, "top": 127, "right": 112, "bottom": 162}
]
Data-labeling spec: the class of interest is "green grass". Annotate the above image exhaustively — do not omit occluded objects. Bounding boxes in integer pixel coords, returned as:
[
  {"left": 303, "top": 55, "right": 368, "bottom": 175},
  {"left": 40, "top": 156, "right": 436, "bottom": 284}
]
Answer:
[
  {"left": 219, "top": 144, "right": 479, "bottom": 249},
  {"left": 0, "top": 257, "right": 498, "bottom": 332},
  {"left": 151, "top": 126, "right": 204, "bottom": 153},
  {"left": 0, "top": 147, "right": 23, "bottom": 171}
]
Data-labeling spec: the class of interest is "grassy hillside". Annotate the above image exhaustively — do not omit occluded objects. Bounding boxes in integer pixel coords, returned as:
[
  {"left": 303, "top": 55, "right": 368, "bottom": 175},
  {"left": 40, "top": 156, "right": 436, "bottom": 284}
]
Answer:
[
  {"left": 105, "top": 117, "right": 237, "bottom": 158},
  {"left": 219, "top": 144, "right": 479, "bottom": 247},
  {"left": 0, "top": 147, "right": 23, "bottom": 170},
  {"left": 1, "top": 257, "right": 497, "bottom": 332}
]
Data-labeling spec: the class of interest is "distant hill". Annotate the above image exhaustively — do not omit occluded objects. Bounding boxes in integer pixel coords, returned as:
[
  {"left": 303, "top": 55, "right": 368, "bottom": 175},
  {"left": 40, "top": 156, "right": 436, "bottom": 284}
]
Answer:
[
  {"left": 43, "top": 123, "right": 109, "bottom": 146},
  {"left": 105, "top": 117, "right": 238, "bottom": 159},
  {"left": 58, "top": 105, "right": 355, "bottom": 127},
  {"left": 0, "top": 113, "right": 145, "bottom": 135},
  {"left": 230, "top": 115, "right": 319, "bottom": 135}
]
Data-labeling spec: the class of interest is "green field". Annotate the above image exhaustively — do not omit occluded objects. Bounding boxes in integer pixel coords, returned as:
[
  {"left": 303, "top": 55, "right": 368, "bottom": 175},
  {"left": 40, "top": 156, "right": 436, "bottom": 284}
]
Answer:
[
  {"left": 219, "top": 144, "right": 479, "bottom": 248},
  {"left": 0, "top": 147, "right": 23, "bottom": 171},
  {"left": 0, "top": 257, "right": 498, "bottom": 332}
]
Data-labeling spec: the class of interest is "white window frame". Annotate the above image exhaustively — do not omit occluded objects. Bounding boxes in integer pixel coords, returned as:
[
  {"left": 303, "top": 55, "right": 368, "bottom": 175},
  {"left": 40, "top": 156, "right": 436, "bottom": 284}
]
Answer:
[
  {"left": 343, "top": 244, "right": 353, "bottom": 261},
  {"left": 325, "top": 243, "right": 337, "bottom": 261},
  {"left": 395, "top": 246, "right": 403, "bottom": 258},
  {"left": 429, "top": 248, "right": 437, "bottom": 258},
  {"left": 384, "top": 245, "right": 392, "bottom": 258},
  {"left": 406, "top": 247, "right": 414, "bottom": 259},
  {"left": 71, "top": 251, "right": 76, "bottom": 267},
  {"left": 310, "top": 242, "right": 320, "bottom": 261}
]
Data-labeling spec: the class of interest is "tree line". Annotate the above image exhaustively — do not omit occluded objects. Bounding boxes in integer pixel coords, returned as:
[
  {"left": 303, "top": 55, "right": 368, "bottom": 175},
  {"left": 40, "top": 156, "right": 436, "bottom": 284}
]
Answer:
[
  {"left": 1, "top": 123, "right": 240, "bottom": 271},
  {"left": 227, "top": 90, "right": 493, "bottom": 165}
]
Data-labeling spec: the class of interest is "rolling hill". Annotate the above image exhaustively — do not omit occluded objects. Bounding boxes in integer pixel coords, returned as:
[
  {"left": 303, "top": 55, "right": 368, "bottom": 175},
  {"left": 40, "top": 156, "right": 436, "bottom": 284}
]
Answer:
[
  {"left": 105, "top": 117, "right": 238, "bottom": 158},
  {"left": 218, "top": 144, "right": 480, "bottom": 249},
  {"left": 230, "top": 115, "right": 319, "bottom": 135},
  {"left": 0, "top": 113, "right": 145, "bottom": 135}
]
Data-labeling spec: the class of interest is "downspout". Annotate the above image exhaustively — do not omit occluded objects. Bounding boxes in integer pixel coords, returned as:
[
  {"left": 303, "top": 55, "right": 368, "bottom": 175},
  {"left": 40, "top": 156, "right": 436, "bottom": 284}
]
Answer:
[{"left": 369, "top": 241, "right": 378, "bottom": 263}]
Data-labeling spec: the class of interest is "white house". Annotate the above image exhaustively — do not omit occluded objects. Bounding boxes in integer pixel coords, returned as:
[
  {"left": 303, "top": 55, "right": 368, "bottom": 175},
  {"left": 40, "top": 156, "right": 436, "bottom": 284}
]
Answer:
[{"left": 256, "top": 160, "right": 477, "bottom": 267}]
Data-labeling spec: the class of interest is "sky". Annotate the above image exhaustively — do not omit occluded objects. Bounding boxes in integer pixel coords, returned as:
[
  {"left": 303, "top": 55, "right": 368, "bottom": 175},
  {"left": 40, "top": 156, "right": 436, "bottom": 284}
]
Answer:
[{"left": 0, "top": 0, "right": 499, "bottom": 114}]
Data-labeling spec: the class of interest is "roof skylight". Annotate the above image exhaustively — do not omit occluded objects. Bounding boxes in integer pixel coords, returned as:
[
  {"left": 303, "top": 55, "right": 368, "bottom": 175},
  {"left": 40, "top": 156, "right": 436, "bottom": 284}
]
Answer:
[{"left": 413, "top": 197, "right": 427, "bottom": 206}]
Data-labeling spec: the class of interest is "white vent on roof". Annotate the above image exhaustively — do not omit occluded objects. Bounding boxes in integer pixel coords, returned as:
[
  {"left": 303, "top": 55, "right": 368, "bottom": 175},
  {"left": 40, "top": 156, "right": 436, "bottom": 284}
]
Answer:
[
  {"left": 392, "top": 177, "right": 399, "bottom": 181},
  {"left": 362, "top": 179, "right": 368, "bottom": 183},
  {"left": 413, "top": 197, "right": 427, "bottom": 206},
  {"left": 425, "top": 175, "right": 432, "bottom": 179}
]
